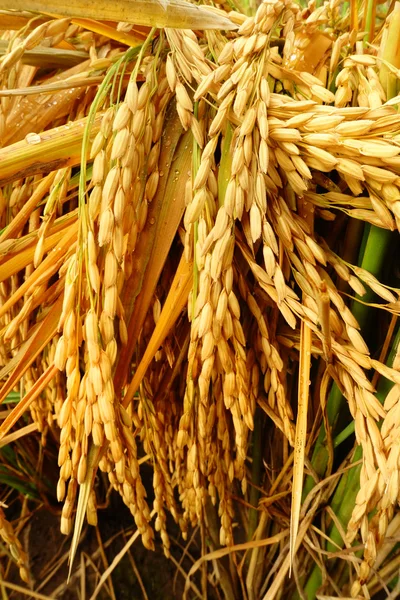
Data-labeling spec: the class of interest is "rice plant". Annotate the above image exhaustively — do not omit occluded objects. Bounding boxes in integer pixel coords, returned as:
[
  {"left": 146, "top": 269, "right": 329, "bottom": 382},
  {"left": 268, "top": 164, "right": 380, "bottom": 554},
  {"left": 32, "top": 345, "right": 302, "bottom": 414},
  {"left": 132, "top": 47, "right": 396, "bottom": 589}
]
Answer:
[{"left": 0, "top": 0, "right": 400, "bottom": 598}]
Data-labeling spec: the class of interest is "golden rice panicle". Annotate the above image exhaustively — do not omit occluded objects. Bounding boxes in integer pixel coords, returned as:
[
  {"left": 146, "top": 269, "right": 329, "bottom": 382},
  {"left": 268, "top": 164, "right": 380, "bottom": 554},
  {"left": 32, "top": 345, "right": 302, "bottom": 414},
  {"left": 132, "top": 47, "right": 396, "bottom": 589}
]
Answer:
[
  {"left": 140, "top": 392, "right": 180, "bottom": 557},
  {"left": 26, "top": 358, "right": 53, "bottom": 444},
  {"left": 0, "top": 17, "right": 70, "bottom": 76},
  {"left": 34, "top": 167, "right": 71, "bottom": 268},
  {"left": 180, "top": 96, "right": 251, "bottom": 542},
  {"left": 238, "top": 273, "right": 295, "bottom": 444},
  {"left": 225, "top": 268, "right": 253, "bottom": 483},
  {"left": 72, "top": 54, "right": 174, "bottom": 551},
  {"left": 54, "top": 254, "right": 82, "bottom": 508},
  {"left": 166, "top": 29, "right": 211, "bottom": 134},
  {"left": 334, "top": 66, "right": 354, "bottom": 107},
  {"left": 100, "top": 408, "right": 155, "bottom": 551},
  {"left": 121, "top": 55, "right": 171, "bottom": 279},
  {"left": 60, "top": 478, "right": 78, "bottom": 535},
  {"left": 153, "top": 463, "right": 172, "bottom": 557},
  {"left": 89, "top": 53, "right": 164, "bottom": 384},
  {"left": 0, "top": 507, "right": 30, "bottom": 583},
  {"left": 181, "top": 196, "right": 219, "bottom": 505},
  {"left": 2, "top": 0, "right": 400, "bottom": 588},
  {"left": 349, "top": 379, "right": 400, "bottom": 595},
  {"left": 0, "top": 18, "right": 71, "bottom": 142},
  {"left": 256, "top": 193, "right": 394, "bottom": 505}
]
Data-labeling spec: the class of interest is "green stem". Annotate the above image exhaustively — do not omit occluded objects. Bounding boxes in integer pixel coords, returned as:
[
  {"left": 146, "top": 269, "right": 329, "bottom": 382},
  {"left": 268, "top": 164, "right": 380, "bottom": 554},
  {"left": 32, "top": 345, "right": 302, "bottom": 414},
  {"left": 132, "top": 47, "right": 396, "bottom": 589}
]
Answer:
[
  {"left": 351, "top": 226, "right": 392, "bottom": 333},
  {"left": 333, "top": 420, "right": 355, "bottom": 448},
  {"left": 303, "top": 446, "right": 363, "bottom": 598},
  {"left": 357, "top": 222, "right": 370, "bottom": 266},
  {"left": 337, "top": 219, "right": 365, "bottom": 292}
]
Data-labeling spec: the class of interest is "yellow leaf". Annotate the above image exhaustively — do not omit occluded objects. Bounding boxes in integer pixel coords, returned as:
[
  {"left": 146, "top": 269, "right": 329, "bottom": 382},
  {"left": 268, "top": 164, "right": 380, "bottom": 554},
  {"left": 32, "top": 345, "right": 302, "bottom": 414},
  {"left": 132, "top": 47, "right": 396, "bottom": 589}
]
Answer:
[
  {"left": 123, "top": 253, "right": 193, "bottom": 408},
  {"left": 0, "top": 365, "right": 57, "bottom": 439},
  {"left": 290, "top": 311, "right": 312, "bottom": 571},
  {"left": 114, "top": 111, "right": 189, "bottom": 392},
  {"left": 0, "top": 114, "right": 101, "bottom": 185},
  {"left": 0, "top": 0, "right": 237, "bottom": 30},
  {"left": 0, "top": 222, "right": 77, "bottom": 319},
  {"left": 70, "top": 18, "right": 145, "bottom": 47},
  {"left": 0, "top": 296, "right": 63, "bottom": 406},
  {"left": 0, "top": 222, "right": 76, "bottom": 282}
]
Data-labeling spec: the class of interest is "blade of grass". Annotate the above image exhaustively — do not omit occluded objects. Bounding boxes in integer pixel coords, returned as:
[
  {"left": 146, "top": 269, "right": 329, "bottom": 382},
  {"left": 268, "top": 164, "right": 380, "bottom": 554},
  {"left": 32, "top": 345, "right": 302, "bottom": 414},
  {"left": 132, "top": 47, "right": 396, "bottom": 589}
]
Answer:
[
  {"left": 364, "top": 0, "right": 376, "bottom": 43},
  {"left": 0, "top": 224, "right": 75, "bottom": 282},
  {"left": 0, "top": 172, "right": 56, "bottom": 242},
  {"left": 123, "top": 535, "right": 149, "bottom": 600},
  {"left": 0, "top": 10, "right": 49, "bottom": 29},
  {"left": 351, "top": 225, "right": 393, "bottom": 334},
  {"left": 0, "top": 581, "right": 53, "bottom": 600},
  {"left": 350, "top": 0, "right": 358, "bottom": 34},
  {"left": 247, "top": 409, "right": 263, "bottom": 542},
  {"left": 95, "top": 528, "right": 116, "bottom": 600},
  {"left": 184, "top": 530, "right": 289, "bottom": 600},
  {"left": 379, "top": 2, "right": 400, "bottom": 94},
  {"left": 368, "top": 556, "right": 400, "bottom": 598},
  {"left": 262, "top": 500, "right": 320, "bottom": 600},
  {"left": 3, "top": 58, "right": 102, "bottom": 146}
]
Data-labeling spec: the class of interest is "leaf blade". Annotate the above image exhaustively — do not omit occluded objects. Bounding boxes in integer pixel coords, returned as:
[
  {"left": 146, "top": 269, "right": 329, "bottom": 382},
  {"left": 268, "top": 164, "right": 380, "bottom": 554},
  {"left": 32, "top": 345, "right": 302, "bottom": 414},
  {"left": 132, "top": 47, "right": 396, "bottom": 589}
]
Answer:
[
  {"left": 114, "top": 110, "right": 189, "bottom": 392},
  {"left": 290, "top": 319, "right": 312, "bottom": 572},
  {"left": 123, "top": 253, "right": 193, "bottom": 408},
  {"left": 0, "top": 0, "right": 237, "bottom": 30}
]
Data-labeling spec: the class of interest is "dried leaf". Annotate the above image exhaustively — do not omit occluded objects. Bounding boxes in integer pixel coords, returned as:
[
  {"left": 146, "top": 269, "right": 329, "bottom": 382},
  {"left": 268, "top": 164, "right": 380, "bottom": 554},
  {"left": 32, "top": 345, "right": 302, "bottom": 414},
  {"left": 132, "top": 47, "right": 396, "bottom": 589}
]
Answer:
[
  {"left": 0, "top": 296, "right": 62, "bottom": 404},
  {"left": 290, "top": 320, "right": 312, "bottom": 571},
  {"left": 123, "top": 253, "right": 193, "bottom": 408},
  {"left": 1, "top": 0, "right": 237, "bottom": 30},
  {"left": 0, "top": 115, "right": 101, "bottom": 185},
  {"left": 114, "top": 110, "right": 189, "bottom": 392}
]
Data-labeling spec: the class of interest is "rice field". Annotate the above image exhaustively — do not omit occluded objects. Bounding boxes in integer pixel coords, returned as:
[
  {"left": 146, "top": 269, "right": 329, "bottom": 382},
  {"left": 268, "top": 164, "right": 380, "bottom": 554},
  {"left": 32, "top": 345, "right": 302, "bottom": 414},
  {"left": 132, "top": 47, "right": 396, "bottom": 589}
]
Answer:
[{"left": 0, "top": 0, "right": 400, "bottom": 598}]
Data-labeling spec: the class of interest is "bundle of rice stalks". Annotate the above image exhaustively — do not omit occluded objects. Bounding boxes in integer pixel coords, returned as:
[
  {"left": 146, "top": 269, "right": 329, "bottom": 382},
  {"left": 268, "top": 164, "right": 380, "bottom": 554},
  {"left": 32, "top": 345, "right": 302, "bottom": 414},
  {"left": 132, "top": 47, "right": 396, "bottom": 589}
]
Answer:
[{"left": 1, "top": 0, "right": 400, "bottom": 597}]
